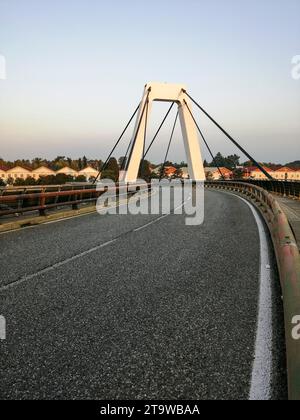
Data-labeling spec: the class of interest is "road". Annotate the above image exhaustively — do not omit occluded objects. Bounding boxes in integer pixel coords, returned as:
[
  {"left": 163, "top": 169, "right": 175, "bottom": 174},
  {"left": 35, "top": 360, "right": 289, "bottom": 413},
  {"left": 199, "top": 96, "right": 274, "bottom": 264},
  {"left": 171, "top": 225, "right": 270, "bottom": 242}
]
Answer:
[{"left": 0, "top": 190, "right": 287, "bottom": 400}]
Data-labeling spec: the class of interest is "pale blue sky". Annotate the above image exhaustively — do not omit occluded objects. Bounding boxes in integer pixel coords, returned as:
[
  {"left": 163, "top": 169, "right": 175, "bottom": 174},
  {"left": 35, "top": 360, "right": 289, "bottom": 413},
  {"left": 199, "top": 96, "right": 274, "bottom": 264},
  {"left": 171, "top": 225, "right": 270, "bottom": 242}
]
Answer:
[{"left": 0, "top": 0, "right": 299, "bottom": 163}]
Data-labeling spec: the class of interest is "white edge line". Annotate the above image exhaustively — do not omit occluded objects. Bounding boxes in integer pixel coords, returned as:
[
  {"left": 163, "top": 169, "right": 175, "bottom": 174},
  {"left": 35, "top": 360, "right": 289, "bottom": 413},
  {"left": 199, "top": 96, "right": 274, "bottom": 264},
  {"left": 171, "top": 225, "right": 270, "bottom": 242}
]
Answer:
[
  {"left": 219, "top": 190, "right": 273, "bottom": 400},
  {"left": 133, "top": 197, "right": 191, "bottom": 232},
  {"left": 0, "top": 239, "right": 117, "bottom": 293}
]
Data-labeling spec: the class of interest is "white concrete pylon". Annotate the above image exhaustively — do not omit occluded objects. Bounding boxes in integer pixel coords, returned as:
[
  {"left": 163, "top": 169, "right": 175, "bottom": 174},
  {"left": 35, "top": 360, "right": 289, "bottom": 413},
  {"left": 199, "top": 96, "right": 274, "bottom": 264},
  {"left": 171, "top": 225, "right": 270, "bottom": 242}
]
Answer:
[{"left": 120, "top": 82, "right": 205, "bottom": 183}]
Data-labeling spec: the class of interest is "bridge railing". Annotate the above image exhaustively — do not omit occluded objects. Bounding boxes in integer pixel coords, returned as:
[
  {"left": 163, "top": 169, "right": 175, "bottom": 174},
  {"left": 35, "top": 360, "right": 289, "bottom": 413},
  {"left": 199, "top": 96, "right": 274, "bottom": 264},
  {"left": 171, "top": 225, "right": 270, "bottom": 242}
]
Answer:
[
  {"left": 206, "top": 180, "right": 300, "bottom": 400},
  {"left": 228, "top": 179, "right": 300, "bottom": 199},
  {"left": 0, "top": 183, "right": 149, "bottom": 217}
]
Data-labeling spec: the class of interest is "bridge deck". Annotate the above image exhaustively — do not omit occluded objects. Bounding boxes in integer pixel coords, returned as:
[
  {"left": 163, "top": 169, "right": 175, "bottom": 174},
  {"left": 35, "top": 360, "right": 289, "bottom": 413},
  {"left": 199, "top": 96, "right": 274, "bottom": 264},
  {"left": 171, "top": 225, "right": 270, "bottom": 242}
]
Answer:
[
  {"left": 272, "top": 195, "right": 300, "bottom": 248},
  {"left": 0, "top": 190, "right": 287, "bottom": 399}
]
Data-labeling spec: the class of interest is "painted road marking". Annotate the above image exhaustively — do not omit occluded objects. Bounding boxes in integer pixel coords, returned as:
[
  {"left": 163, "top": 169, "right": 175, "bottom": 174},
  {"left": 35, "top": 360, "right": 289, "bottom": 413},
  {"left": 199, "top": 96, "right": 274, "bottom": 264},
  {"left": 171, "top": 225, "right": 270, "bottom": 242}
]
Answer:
[
  {"left": 0, "top": 194, "right": 187, "bottom": 292},
  {"left": 219, "top": 190, "right": 272, "bottom": 401},
  {"left": 0, "top": 239, "right": 117, "bottom": 293}
]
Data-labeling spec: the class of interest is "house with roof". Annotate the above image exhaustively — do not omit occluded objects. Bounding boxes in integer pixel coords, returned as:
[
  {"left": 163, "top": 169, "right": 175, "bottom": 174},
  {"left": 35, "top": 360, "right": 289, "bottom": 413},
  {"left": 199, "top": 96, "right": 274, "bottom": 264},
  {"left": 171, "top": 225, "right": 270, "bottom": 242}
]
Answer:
[
  {"left": 248, "top": 166, "right": 273, "bottom": 180},
  {"left": 164, "top": 166, "right": 177, "bottom": 178},
  {"left": 31, "top": 166, "right": 56, "bottom": 179},
  {"left": 179, "top": 167, "right": 189, "bottom": 179},
  {"left": 273, "top": 167, "right": 298, "bottom": 181},
  {"left": 204, "top": 167, "right": 233, "bottom": 180},
  {"left": 56, "top": 166, "right": 78, "bottom": 177},
  {"left": 78, "top": 166, "right": 99, "bottom": 181},
  {"left": 0, "top": 166, "right": 8, "bottom": 181},
  {"left": 6, "top": 166, "right": 32, "bottom": 181}
]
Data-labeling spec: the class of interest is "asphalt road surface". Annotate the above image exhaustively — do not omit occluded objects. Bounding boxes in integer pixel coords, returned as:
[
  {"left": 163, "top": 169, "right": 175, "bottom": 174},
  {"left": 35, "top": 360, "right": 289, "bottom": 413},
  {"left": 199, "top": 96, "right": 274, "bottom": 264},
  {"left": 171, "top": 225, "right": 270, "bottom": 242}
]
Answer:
[{"left": 0, "top": 190, "right": 287, "bottom": 399}]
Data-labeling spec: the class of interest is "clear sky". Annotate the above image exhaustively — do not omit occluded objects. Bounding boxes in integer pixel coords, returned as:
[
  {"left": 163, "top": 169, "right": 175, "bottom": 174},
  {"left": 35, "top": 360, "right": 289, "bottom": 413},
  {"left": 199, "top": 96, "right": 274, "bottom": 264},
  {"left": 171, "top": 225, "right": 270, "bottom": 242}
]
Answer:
[{"left": 0, "top": 0, "right": 299, "bottom": 164}]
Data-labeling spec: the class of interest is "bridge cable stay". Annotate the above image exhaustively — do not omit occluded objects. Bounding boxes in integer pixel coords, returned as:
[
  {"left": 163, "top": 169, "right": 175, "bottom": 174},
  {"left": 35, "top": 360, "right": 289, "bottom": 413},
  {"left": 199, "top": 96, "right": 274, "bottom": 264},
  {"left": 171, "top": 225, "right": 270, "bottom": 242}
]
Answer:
[
  {"left": 93, "top": 101, "right": 141, "bottom": 184},
  {"left": 183, "top": 100, "right": 225, "bottom": 180},
  {"left": 125, "top": 89, "right": 151, "bottom": 172},
  {"left": 160, "top": 110, "right": 179, "bottom": 180},
  {"left": 138, "top": 97, "right": 150, "bottom": 178},
  {"left": 182, "top": 90, "right": 273, "bottom": 181},
  {"left": 141, "top": 102, "right": 175, "bottom": 161},
  {"left": 142, "top": 98, "right": 149, "bottom": 159},
  {"left": 120, "top": 136, "right": 134, "bottom": 171}
]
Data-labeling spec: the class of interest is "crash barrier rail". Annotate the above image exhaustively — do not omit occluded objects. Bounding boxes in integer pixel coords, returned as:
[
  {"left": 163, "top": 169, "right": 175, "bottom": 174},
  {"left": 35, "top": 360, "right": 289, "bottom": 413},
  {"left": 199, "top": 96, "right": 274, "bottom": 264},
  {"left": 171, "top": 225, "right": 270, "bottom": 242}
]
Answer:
[
  {"left": 232, "top": 179, "right": 300, "bottom": 199},
  {"left": 206, "top": 180, "right": 300, "bottom": 400},
  {"left": 0, "top": 183, "right": 150, "bottom": 217},
  {"left": 0, "top": 183, "right": 94, "bottom": 195}
]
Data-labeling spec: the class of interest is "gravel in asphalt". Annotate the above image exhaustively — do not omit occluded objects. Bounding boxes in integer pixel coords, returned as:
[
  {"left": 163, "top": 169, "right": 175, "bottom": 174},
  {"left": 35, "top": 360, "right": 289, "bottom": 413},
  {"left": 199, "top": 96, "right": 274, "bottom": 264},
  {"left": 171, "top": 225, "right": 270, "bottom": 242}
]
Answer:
[{"left": 0, "top": 190, "right": 287, "bottom": 399}]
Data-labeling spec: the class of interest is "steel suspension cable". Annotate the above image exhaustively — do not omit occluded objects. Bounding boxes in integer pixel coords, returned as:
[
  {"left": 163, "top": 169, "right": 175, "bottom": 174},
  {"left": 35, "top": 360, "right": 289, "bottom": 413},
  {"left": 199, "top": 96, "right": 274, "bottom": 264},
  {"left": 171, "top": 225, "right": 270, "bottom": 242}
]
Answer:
[
  {"left": 160, "top": 111, "right": 179, "bottom": 180},
  {"left": 182, "top": 90, "right": 273, "bottom": 180},
  {"left": 93, "top": 101, "right": 141, "bottom": 183},
  {"left": 183, "top": 99, "right": 225, "bottom": 180},
  {"left": 142, "top": 102, "right": 175, "bottom": 160}
]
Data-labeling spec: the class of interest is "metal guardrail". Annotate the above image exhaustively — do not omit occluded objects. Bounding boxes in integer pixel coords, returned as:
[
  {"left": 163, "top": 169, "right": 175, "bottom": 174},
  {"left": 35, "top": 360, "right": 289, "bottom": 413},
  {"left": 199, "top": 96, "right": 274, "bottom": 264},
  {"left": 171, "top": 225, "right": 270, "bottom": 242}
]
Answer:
[
  {"left": 206, "top": 180, "right": 300, "bottom": 400},
  {"left": 231, "top": 179, "right": 300, "bottom": 199},
  {"left": 0, "top": 183, "right": 150, "bottom": 217}
]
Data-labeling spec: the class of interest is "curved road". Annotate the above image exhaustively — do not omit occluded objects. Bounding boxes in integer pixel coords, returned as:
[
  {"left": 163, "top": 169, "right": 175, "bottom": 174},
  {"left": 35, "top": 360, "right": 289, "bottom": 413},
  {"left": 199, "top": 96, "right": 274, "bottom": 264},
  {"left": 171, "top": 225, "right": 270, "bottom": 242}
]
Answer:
[{"left": 0, "top": 190, "right": 287, "bottom": 399}]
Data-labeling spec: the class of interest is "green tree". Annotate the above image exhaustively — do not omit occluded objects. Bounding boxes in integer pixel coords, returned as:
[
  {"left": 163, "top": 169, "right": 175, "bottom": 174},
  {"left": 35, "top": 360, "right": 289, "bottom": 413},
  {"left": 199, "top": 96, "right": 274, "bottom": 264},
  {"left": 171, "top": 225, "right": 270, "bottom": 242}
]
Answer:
[
  {"left": 101, "top": 157, "right": 119, "bottom": 181},
  {"left": 75, "top": 175, "right": 87, "bottom": 182},
  {"left": 7, "top": 176, "right": 14, "bottom": 185},
  {"left": 175, "top": 168, "right": 183, "bottom": 178},
  {"left": 13, "top": 177, "right": 27, "bottom": 186},
  {"left": 101, "top": 169, "right": 118, "bottom": 182},
  {"left": 52, "top": 156, "right": 67, "bottom": 170},
  {"left": 118, "top": 156, "right": 127, "bottom": 169},
  {"left": 31, "top": 158, "right": 43, "bottom": 169},
  {"left": 139, "top": 159, "right": 151, "bottom": 181},
  {"left": 225, "top": 154, "right": 240, "bottom": 169},
  {"left": 211, "top": 152, "right": 227, "bottom": 168},
  {"left": 232, "top": 168, "right": 244, "bottom": 179}
]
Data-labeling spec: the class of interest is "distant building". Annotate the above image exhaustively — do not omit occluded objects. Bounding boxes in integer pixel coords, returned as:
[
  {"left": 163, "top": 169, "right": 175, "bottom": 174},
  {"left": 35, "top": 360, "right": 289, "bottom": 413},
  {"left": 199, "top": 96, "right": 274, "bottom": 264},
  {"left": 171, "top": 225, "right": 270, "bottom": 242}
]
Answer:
[
  {"left": 204, "top": 167, "right": 233, "bottom": 180},
  {"left": 0, "top": 166, "right": 8, "bottom": 180},
  {"left": 56, "top": 166, "right": 78, "bottom": 177},
  {"left": 31, "top": 166, "right": 56, "bottom": 179},
  {"left": 243, "top": 166, "right": 300, "bottom": 181},
  {"left": 164, "top": 166, "right": 177, "bottom": 178},
  {"left": 250, "top": 166, "right": 274, "bottom": 180},
  {"left": 6, "top": 166, "right": 32, "bottom": 180},
  {"left": 179, "top": 167, "right": 189, "bottom": 179},
  {"left": 78, "top": 165, "right": 99, "bottom": 180},
  {"left": 273, "top": 167, "right": 299, "bottom": 181},
  {"left": 151, "top": 165, "right": 162, "bottom": 176}
]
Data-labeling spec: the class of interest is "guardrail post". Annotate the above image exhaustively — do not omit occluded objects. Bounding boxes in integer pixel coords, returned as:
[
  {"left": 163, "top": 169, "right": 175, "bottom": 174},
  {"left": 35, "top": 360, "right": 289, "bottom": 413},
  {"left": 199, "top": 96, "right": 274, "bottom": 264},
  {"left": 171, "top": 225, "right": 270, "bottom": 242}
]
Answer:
[{"left": 39, "top": 195, "right": 46, "bottom": 216}]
